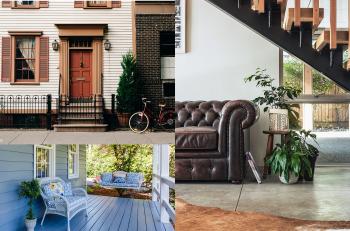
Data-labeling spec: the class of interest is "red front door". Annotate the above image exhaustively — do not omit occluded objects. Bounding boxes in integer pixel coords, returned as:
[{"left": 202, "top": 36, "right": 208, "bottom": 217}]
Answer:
[{"left": 69, "top": 50, "right": 92, "bottom": 98}]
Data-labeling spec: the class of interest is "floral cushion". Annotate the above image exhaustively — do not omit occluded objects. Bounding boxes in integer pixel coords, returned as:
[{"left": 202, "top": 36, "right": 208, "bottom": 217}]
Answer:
[
  {"left": 63, "top": 182, "right": 73, "bottom": 196},
  {"left": 126, "top": 173, "right": 140, "bottom": 185},
  {"left": 47, "top": 196, "right": 86, "bottom": 209},
  {"left": 113, "top": 177, "right": 126, "bottom": 184},
  {"left": 101, "top": 173, "right": 113, "bottom": 183},
  {"left": 43, "top": 182, "right": 64, "bottom": 197}
]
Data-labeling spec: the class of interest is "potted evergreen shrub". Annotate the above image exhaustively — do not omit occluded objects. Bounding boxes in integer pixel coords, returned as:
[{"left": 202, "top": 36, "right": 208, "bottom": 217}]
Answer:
[
  {"left": 245, "top": 68, "right": 301, "bottom": 131},
  {"left": 266, "top": 130, "right": 319, "bottom": 184},
  {"left": 116, "top": 52, "right": 140, "bottom": 127},
  {"left": 19, "top": 179, "right": 41, "bottom": 231}
]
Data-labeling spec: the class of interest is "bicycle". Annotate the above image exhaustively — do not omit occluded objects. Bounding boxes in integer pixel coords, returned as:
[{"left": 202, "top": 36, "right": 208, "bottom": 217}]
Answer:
[{"left": 129, "top": 98, "right": 175, "bottom": 133}]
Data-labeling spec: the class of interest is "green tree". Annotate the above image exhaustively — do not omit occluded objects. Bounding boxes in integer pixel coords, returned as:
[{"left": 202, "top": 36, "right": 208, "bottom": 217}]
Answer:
[{"left": 116, "top": 52, "right": 140, "bottom": 113}]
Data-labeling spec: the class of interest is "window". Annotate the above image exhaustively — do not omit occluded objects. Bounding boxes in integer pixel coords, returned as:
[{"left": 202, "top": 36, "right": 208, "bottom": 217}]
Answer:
[
  {"left": 282, "top": 51, "right": 350, "bottom": 132},
  {"left": 86, "top": 1, "right": 107, "bottom": 7},
  {"left": 34, "top": 145, "right": 55, "bottom": 179},
  {"left": 68, "top": 144, "right": 79, "bottom": 179},
  {"left": 160, "top": 32, "right": 175, "bottom": 98},
  {"left": 13, "top": 1, "right": 39, "bottom": 8},
  {"left": 15, "top": 37, "right": 36, "bottom": 82}
]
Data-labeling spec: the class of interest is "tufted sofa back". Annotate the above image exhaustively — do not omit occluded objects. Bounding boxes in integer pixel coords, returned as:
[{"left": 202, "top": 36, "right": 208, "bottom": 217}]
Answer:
[{"left": 175, "top": 101, "right": 229, "bottom": 130}]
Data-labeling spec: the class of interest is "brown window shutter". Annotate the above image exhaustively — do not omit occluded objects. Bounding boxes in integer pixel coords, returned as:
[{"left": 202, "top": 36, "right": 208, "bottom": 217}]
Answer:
[
  {"left": 111, "top": 1, "right": 121, "bottom": 8},
  {"left": 1, "top": 37, "right": 11, "bottom": 82},
  {"left": 74, "top": 1, "right": 84, "bottom": 8},
  {"left": 39, "top": 1, "right": 49, "bottom": 8},
  {"left": 39, "top": 37, "right": 49, "bottom": 82},
  {"left": 1, "top": 1, "right": 11, "bottom": 8}
]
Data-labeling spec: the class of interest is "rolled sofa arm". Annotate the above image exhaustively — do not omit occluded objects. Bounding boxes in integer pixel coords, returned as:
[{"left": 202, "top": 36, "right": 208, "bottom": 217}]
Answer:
[{"left": 218, "top": 100, "right": 259, "bottom": 183}]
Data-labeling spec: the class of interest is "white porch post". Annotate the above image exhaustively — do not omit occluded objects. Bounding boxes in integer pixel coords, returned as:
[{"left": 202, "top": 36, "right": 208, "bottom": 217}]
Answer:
[
  {"left": 152, "top": 145, "right": 161, "bottom": 202},
  {"left": 160, "top": 144, "right": 170, "bottom": 223}
]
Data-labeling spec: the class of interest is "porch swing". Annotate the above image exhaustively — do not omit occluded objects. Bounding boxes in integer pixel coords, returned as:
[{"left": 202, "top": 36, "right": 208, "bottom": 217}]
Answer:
[{"left": 98, "top": 171, "right": 144, "bottom": 191}]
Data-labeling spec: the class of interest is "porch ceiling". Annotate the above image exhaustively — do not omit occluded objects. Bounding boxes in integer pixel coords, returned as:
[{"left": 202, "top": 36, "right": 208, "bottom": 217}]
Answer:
[{"left": 55, "top": 24, "right": 108, "bottom": 37}]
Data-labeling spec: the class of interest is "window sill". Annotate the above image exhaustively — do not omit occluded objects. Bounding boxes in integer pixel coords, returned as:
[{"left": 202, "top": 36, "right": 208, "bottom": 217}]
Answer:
[
  {"left": 68, "top": 175, "right": 79, "bottom": 180},
  {"left": 10, "top": 82, "right": 40, "bottom": 85}
]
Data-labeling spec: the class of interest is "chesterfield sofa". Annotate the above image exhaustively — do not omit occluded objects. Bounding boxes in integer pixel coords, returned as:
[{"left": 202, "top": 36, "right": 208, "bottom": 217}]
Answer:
[{"left": 175, "top": 100, "right": 258, "bottom": 183}]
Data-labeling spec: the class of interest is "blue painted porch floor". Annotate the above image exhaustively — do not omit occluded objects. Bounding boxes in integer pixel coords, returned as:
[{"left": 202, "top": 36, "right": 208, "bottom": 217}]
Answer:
[{"left": 35, "top": 195, "right": 174, "bottom": 231}]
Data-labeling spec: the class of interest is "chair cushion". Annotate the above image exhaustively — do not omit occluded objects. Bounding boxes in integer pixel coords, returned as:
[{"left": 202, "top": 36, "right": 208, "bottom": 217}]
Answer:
[
  {"left": 101, "top": 173, "right": 113, "bottom": 184},
  {"left": 126, "top": 173, "right": 140, "bottom": 185},
  {"left": 47, "top": 195, "right": 86, "bottom": 209},
  {"left": 63, "top": 182, "right": 73, "bottom": 196},
  {"left": 43, "top": 182, "right": 64, "bottom": 197},
  {"left": 114, "top": 177, "right": 126, "bottom": 184},
  {"left": 176, "top": 126, "right": 218, "bottom": 150}
]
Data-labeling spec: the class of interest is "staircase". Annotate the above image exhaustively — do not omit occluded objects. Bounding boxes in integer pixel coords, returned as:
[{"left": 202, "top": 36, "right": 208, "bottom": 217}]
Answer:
[
  {"left": 206, "top": 0, "right": 350, "bottom": 91},
  {"left": 53, "top": 95, "right": 108, "bottom": 132}
]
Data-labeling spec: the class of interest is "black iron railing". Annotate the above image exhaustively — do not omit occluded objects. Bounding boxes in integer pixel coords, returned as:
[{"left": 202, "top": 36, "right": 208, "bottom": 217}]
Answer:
[
  {"left": 57, "top": 95, "right": 104, "bottom": 124},
  {"left": 0, "top": 95, "right": 52, "bottom": 129}
]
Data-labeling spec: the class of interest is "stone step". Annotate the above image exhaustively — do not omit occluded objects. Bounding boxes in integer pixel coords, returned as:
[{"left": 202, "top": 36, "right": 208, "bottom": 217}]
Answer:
[{"left": 53, "top": 124, "right": 108, "bottom": 132}]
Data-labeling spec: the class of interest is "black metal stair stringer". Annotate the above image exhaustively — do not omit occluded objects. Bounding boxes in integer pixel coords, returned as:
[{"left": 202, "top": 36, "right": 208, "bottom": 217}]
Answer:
[{"left": 206, "top": 0, "right": 350, "bottom": 91}]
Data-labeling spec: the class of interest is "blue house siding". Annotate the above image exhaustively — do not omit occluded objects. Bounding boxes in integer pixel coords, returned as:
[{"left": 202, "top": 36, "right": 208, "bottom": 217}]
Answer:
[{"left": 0, "top": 145, "right": 86, "bottom": 231}]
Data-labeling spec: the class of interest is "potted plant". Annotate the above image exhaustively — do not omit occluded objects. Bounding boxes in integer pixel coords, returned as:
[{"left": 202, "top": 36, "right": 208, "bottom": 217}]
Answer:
[
  {"left": 116, "top": 51, "right": 141, "bottom": 127},
  {"left": 19, "top": 179, "right": 41, "bottom": 231},
  {"left": 245, "top": 68, "right": 301, "bottom": 131},
  {"left": 266, "top": 130, "right": 319, "bottom": 184}
]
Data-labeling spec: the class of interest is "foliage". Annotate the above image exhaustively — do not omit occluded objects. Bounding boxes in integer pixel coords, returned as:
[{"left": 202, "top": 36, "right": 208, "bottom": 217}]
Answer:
[
  {"left": 116, "top": 52, "right": 140, "bottom": 113},
  {"left": 266, "top": 130, "right": 319, "bottom": 182},
  {"left": 169, "top": 144, "right": 175, "bottom": 178},
  {"left": 245, "top": 68, "right": 301, "bottom": 112},
  {"left": 87, "top": 145, "right": 154, "bottom": 184},
  {"left": 19, "top": 179, "right": 41, "bottom": 220},
  {"left": 283, "top": 58, "right": 334, "bottom": 95}
]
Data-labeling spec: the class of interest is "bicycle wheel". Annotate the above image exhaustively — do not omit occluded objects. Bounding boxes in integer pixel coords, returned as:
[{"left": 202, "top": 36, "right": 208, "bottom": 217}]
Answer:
[
  {"left": 129, "top": 112, "right": 150, "bottom": 133},
  {"left": 161, "top": 111, "right": 176, "bottom": 129}
]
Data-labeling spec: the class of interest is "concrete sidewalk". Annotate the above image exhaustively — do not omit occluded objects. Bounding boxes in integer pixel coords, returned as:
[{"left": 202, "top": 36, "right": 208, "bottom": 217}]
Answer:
[{"left": 0, "top": 130, "right": 174, "bottom": 144}]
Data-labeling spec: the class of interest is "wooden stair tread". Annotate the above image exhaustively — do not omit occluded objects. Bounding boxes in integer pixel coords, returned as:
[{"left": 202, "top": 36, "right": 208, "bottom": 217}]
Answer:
[
  {"left": 283, "top": 8, "right": 324, "bottom": 31},
  {"left": 314, "top": 29, "right": 348, "bottom": 51}
]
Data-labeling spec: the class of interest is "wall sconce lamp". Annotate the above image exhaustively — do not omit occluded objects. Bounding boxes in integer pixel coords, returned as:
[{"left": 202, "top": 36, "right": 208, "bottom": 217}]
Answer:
[
  {"left": 52, "top": 40, "right": 59, "bottom": 51},
  {"left": 104, "top": 40, "right": 111, "bottom": 51}
]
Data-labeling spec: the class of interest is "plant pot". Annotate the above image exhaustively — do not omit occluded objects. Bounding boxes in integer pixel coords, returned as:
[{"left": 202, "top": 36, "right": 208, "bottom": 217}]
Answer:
[
  {"left": 269, "top": 108, "right": 289, "bottom": 131},
  {"left": 303, "top": 153, "right": 319, "bottom": 181},
  {"left": 279, "top": 172, "right": 299, "bottom": 184},
  {"left": 117, "top": 113, "right": 130, "bottom": 128},
  {"left": 25, "top": 218, "right": 37, "bottom": 231}
]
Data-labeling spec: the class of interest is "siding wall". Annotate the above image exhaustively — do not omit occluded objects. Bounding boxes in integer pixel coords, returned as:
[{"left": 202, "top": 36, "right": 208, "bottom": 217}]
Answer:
[
  {"left": 0, "top": 1, "right": 133, "bottom": 109},
  {"left": 0, "top": 144, "right": 87, "bottom": 231}
]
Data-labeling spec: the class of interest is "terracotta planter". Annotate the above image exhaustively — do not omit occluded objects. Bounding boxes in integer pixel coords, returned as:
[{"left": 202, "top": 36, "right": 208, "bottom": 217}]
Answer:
[
  {"left": 117, "top": 113, "right": 130, "bottom": 128},
  {"left": 269, "top": 108, "right": 289, "bottom": 131},
  {"left": 25, "top": 218, "right": 37, "bottom": 231}
]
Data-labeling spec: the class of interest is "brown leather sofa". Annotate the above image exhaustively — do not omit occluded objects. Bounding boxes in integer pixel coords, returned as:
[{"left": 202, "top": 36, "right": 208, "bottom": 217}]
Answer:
[{"left": 175, "top": 100, "right": 258, "bottom": 183}]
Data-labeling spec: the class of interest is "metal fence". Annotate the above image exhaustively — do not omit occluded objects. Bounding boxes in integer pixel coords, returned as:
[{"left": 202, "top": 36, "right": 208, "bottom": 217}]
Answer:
[{"left": 0, "top": 95, "right": 52, "bottom": 129}]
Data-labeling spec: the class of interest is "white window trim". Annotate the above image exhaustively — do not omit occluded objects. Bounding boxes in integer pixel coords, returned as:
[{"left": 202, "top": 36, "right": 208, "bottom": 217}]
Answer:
[
  {"left": 34, "top": 145, "right": 56, "bottom": 179},
  {"left": 68, "top": 145, "right": 80, "bottom": 179}
]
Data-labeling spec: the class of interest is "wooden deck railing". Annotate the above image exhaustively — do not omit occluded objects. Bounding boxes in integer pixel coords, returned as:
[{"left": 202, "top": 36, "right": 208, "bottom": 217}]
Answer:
[{"left": 152, "top": 145, "right": 176, "bottom": 225}]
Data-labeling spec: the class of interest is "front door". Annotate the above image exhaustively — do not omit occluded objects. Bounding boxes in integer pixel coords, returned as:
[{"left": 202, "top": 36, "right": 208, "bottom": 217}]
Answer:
[{"left": 69, "top": 50, "right": 92, "bottom": 98}]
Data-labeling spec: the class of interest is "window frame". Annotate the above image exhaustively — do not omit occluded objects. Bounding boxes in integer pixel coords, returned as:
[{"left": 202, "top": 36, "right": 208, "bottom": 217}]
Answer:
[
  {"left": 84, "top": 1, "right": 111, "bottom": 9},
  {"left": 162, "top": 80, "right": 175, "bottom": 99},
  {"left": 68, "top": 144, "right": 80, "bottom": 179},
  {"left": 12, "top": 1, "right": 39, "bottom": 9},
  {"left": 9, "top": 32, "right": 42, "bottom": 84},
  {"left": 34, "top": 144, "right": 56, "bottom": 179}
]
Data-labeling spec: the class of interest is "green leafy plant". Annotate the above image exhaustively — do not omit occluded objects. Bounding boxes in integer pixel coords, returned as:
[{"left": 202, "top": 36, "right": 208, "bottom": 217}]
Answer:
[
  {"left": 19, "top": 179, "right": 41, "bottom": 220},
  {"left": 266, "top": 130, "right": 319, "bottom": 182},
  {"left": 116, "top": 52, "right": 140, "bottom": 114},
  {"left": 244, "top": 68, "right": 302, "bottom": 128}
]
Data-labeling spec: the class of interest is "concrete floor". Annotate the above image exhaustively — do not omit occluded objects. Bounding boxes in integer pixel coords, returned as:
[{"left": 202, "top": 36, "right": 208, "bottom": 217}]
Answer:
[
  {"left": 176, "top": 166, "right": 350, "bottom": 221},
  {"left": 0, "top": 130, "right": 174, "bottom": 144}
]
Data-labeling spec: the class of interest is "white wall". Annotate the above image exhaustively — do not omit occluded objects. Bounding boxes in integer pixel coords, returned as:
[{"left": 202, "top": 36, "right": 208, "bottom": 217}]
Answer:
[
  {"left": 175, "top": 0, "right": 280, "bottom": 166},
  {"left": 0, "top": 1, "right": 133, "bottom": 108}
]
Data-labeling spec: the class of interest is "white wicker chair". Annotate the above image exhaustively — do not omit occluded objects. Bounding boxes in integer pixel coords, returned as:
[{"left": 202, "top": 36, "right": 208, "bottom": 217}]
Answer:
[{"left": 39, "top": 177, "right": 88, "bottom": 231}]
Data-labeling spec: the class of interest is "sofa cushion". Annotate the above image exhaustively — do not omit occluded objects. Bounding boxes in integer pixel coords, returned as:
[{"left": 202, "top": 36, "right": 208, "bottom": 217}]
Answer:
[
  {"left": 176, "top": 126, "right": 218, "bottom": 150},
  {"left": 63, "top": 182, "right": 73, "bottom": 197},
  {"left": 101, "top": 173, "right": 113, "bottom": 184},
  {"left": 126, "top": 173, "right": 141, "bottom": 185},
  {"left": 43, "top": 182, "right": 64, "bottom": 197}
]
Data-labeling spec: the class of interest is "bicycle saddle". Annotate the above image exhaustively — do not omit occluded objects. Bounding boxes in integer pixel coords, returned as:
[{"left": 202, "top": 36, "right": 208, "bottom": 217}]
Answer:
[{"left": 159, "top": 103, "right": 166, "bottom": 107}]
